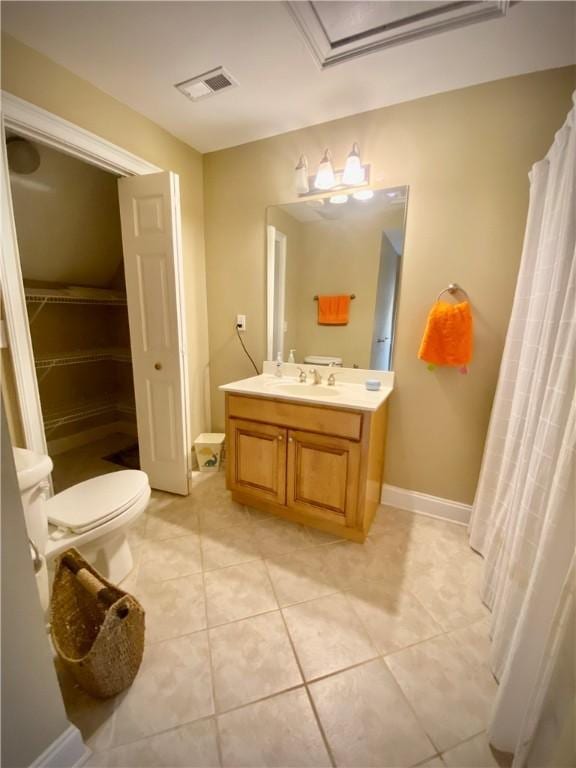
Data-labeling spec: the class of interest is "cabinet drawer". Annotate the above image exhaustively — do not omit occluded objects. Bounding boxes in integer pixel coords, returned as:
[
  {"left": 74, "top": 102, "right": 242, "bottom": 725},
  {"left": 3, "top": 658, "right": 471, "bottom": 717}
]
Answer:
[{"left": 227, "top": 394, "right": 362, "bottom": 441}]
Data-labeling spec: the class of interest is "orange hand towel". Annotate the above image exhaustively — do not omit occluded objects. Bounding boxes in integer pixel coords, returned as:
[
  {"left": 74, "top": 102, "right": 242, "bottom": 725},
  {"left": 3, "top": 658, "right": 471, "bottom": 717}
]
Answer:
[
  {"left": 418, "top": 300, "right": 473, "bottom": 366},
  {"left": 317, "top": 295, "right": 351, "bottom": 325}
]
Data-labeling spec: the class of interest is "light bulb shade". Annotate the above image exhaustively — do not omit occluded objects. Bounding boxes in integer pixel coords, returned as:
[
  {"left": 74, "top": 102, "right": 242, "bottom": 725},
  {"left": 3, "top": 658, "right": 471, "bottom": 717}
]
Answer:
[
  {"left": 353, "top": 189, "right": 374, "bottom": 201},
  {"left": 342, "top": 143, "right": 365, "bottom": 186},
  {"left": 329, "top": 194, "right": 348, "bottom": 205},
  {"left": 295, "top": 155, "right": 309, "bottom": 195},
  {"left": 314, "top": 150, "right": 336, "bottom": 190}
]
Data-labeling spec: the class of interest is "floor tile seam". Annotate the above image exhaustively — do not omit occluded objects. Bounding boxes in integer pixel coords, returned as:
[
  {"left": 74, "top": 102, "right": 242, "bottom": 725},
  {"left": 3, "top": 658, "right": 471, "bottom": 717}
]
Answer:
[
  {"left": 140, "top": 528, "right": 202, "bottom": 546},
  {"left": 377, "top": 652, "right": 445, "bottom": 758},
  {"left": 199, "top": 564, "right": 224, "bottom": 768},
  {"left": 262, "top": 557, "right": 337, "bottom": 768},
  {"left": 261, "top": 540, "right": 345, "bottom": 567},
  {"left": 252, "top": 532, "right": 336, "bottom": 560},
  {"left": 411, "top": 753, "right": 443, "bottom": 767},
  {"left": 339, "top": 588, "right": 447, "bottom": 658},
  {"left": 437, "top": 728, "right": 495, "bottom": 761},
  {"left": 105, "top": 713, "right": 220, "bottom": 755},
  {"left": 213, "top": 681, "right": 306, "bottom": 720},
  {"left": 136, "top": 566, "right": 205, "bottom": 587},
  {"left": 381, "top": 640, "right": 500, "bottom": 756},
  {"left": 302, "top": 654, "right": 438, "bottom": 764},
  {"left": 202, "top": 555, "right": 274, "bottom": 578},
  {"left": 207, "top": 605, "right": 281, "bottom": 632}
]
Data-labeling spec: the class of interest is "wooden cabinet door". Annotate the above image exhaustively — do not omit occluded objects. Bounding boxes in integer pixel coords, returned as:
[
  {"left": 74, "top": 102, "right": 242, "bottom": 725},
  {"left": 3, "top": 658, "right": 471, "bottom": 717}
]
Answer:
[
  {"left": 286, "top": 430, "right": 360, "bottom": 526},
  {"left": 228, "top": 419, "right": 287, "bottom": 505}
]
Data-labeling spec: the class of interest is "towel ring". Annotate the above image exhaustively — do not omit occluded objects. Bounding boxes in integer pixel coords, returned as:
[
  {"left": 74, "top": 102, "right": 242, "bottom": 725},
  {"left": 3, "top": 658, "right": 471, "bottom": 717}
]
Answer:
[{"left": 436, "top": 283, "right": 469, "bottom": 302}]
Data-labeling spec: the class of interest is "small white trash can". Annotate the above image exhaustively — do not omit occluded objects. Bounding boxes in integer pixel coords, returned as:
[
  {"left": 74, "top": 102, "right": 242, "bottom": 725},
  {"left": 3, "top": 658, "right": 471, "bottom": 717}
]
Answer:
[{"left": 194, "top": 433, "right": 225, "bottom": 472}]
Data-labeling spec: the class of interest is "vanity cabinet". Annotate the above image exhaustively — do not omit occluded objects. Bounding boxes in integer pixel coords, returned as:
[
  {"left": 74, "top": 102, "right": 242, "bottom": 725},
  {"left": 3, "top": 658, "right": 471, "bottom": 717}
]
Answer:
[{"left": 225, "top": 393, "right": 388, "bottom": 542}]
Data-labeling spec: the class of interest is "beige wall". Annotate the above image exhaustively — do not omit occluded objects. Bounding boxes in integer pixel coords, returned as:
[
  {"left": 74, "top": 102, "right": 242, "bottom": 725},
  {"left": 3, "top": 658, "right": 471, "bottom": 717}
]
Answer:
[
  {"left": 9, "top": 141, "right": 124, "bottom": 286},
  {"left": 204, "top": 67, "right": 575, "bottom": 504},
  {"left": 1, "top": 34, "right": 211, "bottom": 444}
]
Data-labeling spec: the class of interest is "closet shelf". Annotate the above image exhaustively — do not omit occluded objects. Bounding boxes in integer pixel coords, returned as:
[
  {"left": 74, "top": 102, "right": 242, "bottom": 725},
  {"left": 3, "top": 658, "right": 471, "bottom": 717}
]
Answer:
[
  {"left": 25, "top": 285, "right": 127, "bottom": 306},
  {"left": 35, "top": 348, "right": 132, "bottom": 370},
  {"left": 43, "top": 398, "right": 136, "bottom": 433}
]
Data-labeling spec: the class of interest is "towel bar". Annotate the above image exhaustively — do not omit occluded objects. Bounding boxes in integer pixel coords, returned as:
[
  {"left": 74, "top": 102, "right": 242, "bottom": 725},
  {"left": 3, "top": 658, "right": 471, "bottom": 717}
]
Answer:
[{"left": 313, "top": 294, "right": 356, "bottom": 300}]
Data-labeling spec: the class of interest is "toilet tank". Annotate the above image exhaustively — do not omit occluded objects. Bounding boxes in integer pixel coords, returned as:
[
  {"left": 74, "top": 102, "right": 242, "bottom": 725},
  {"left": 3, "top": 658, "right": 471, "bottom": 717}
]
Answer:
[
  {"left": 12, "top": 447, "right": 53, "bottom": 554},
  {"left": 303, "top": 355, "right": 343, "bottom": 366}
]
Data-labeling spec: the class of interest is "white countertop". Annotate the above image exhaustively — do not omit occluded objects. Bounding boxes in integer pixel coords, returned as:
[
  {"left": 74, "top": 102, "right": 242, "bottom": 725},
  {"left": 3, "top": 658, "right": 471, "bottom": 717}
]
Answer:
[{"left": 219, "top": 363, "right": 394, "bottom": 412}]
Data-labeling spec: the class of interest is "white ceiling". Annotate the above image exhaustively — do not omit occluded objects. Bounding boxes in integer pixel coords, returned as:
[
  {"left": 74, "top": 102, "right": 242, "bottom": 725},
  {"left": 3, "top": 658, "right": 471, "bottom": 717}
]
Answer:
[{"left": 2, "top": 1, "right": 575, "bottom": 153}]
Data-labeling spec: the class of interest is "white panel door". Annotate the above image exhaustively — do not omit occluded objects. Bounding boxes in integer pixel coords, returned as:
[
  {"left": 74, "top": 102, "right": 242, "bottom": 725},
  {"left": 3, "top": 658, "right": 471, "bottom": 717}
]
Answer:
[{"left": 117, "top": 171, "right": 190, "bottom": 495}]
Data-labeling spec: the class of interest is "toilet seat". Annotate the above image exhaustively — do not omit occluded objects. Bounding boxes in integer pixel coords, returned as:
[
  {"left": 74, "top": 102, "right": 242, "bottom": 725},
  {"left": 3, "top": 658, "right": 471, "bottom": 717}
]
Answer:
[{"left": 46, "top": 470, "right": 150, "bottom": 534}]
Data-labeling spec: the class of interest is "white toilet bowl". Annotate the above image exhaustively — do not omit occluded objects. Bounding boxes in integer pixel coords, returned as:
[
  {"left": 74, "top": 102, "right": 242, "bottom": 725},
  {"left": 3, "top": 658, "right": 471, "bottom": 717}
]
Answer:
[{"left": 13, "top": 447, "right": 150, "bottom": 584}]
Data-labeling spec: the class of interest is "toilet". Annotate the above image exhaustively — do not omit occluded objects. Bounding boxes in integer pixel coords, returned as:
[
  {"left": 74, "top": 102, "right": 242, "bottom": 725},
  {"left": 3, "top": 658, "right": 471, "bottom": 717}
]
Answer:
[{"left": 13, "top": 447, "right": 151, "bottom": 584}]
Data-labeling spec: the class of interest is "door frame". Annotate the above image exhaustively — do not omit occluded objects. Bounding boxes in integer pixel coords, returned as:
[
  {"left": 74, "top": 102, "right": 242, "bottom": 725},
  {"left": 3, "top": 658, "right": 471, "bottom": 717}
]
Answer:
[
  {"left": 0, "top": 93, "right": 188, "bottom": 471},
  {"left": 266, "top": 225, "right": 287, "bottom": 361}
]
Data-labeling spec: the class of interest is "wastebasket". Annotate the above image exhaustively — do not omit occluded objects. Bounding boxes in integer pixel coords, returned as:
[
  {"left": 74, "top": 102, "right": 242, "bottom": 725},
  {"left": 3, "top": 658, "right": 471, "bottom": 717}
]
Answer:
[{"left": 194, "top": 432, "right": 225, "bottom": 472}]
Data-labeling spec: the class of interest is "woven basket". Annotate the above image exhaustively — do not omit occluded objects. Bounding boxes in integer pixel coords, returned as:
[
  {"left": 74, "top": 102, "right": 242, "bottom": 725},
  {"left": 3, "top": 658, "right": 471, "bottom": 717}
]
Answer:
[{"left": 50, "top": 548, "right": 145, "bottom": 699}]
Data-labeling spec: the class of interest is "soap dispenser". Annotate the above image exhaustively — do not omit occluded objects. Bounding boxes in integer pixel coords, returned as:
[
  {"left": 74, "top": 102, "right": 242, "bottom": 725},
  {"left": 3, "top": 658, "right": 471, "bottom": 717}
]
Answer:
[
  {"left": 288, "top": 349, "right": 296, "bottom": 363},
  {"left": 275, "top": 354, "right": 283, "bottom": 377}
]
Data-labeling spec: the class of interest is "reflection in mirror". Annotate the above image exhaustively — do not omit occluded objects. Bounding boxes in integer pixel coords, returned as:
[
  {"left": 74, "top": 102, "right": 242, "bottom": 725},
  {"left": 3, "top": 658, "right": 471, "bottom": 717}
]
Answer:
[{"left": 266, "top": 186, "right": 408, "bottom": 370}]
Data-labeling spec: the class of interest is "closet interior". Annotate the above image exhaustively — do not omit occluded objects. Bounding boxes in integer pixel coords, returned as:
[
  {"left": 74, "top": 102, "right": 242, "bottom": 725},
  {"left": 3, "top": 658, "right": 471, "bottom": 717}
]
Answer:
[{"left": 7, "top": 133, "right": 138, "bottom": 492}]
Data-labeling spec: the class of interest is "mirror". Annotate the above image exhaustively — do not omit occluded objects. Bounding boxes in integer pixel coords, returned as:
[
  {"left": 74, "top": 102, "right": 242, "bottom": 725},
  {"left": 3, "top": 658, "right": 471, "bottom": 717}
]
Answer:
[{"left": 266, "top": 186, "right": 408, "bottom": 370}]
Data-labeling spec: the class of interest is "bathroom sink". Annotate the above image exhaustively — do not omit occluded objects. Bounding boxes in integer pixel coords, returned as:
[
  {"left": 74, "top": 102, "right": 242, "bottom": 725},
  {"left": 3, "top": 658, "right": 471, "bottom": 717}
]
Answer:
[{"left": 270, "top": 383, "right": 340, "bottom": 397}]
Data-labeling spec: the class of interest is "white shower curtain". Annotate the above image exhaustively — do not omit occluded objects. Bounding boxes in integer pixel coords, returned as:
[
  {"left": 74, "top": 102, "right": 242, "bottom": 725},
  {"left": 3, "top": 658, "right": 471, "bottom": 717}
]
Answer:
[{"left": 469, "top": 93, "right": 575, "bottom": 764}]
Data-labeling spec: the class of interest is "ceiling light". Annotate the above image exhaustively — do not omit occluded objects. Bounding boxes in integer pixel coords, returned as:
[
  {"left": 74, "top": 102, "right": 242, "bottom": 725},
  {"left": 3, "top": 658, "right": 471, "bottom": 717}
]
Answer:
[
  {"left": 295, "top": 155, "right": 309, "bottom": 195},
  {"left": 314, "top": 150, "right": 336, "bottom": 190},
  {"left": 342, "top": 143, "right": 365, "bottom": 186},
  {"left": 329, "top": 194, "right": 348, "bottom": 205},
  {"left": 386, "top": 191, "right": 398, "bottom": 198},
  {"left": 353, "top": 189, "right": 374, "bottom": 201}
]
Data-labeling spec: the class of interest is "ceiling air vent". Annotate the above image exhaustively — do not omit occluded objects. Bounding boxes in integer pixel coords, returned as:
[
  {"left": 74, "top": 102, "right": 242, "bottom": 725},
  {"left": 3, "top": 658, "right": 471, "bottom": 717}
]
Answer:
[{"left": 175, "top": 67, "right": 237, "bottom": 102}]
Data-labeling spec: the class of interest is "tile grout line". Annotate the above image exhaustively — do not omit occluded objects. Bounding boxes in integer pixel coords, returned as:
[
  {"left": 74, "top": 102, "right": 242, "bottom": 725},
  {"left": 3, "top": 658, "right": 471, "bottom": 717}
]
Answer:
[
  {"left": 200, "top": 560, "right": 224, "bottom": 768},
  {"left": 262, "top": 557, "right": 338, "bottom": 768}
]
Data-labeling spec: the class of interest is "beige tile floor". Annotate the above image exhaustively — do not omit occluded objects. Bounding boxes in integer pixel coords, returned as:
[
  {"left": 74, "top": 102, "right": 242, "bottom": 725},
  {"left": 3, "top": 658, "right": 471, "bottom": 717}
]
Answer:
[{"left": 54, "top": 470, "right": 513, "bottom": 768}]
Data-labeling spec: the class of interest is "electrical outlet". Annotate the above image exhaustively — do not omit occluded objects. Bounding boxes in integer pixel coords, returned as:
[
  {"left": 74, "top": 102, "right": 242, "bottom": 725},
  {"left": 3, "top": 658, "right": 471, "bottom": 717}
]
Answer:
[{"left": 236, "top": 314, "right": 246, "bottom": 332}]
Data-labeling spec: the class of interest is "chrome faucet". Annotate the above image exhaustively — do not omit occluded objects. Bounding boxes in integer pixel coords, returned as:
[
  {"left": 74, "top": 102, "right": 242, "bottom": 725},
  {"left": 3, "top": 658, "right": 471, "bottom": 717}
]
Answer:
[
  {"left": 327, "top": 371, "right": 340, "bottom": 386},
  {"left": 296, "top": 366, "right": 307, "bottom": 383},
  {"left": 308, "top": 368, "right": 322, "bottom": 385}
]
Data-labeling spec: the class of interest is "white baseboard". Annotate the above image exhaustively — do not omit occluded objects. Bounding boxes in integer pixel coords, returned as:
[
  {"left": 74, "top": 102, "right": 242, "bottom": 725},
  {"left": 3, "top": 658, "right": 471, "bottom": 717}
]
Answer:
[
  {"left": 380, "top": 483, "right": 472, "bottom": 526},
  {"left": 30, "top": 724, "right": 89, "bottom": 768},
  {"left": 48, "top": 420, "right": 137, "bottom": 455}
]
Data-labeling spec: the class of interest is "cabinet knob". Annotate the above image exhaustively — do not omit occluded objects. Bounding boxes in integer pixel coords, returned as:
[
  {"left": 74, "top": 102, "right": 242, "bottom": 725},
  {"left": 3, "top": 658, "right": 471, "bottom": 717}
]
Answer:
[
  {"left": 288, "top": 437, "right": 293, "bottom": 443},
  {"left": 277, "top": 435, "right": 283, "bottom": 441},
  {"left": 154, "top": 362, "right": 162, "bottom": 370}
]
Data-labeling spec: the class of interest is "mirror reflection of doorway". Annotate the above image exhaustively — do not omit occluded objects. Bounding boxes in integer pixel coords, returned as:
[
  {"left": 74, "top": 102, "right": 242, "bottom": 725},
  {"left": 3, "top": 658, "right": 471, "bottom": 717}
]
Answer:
[{"left": 370, "top": 233, "right": 403, "bottom": 371}]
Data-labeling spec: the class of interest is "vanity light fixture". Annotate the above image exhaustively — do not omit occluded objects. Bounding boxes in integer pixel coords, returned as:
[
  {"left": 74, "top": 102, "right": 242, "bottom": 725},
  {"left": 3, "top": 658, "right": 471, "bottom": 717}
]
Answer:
[
  {"left": 296, "top": 145, "right": 370, "bottom": 197},
  {"left": 329, "top": 194, "right": 349, "bottom": 205},
  {"left": 342, "top": 143, "right": 365, "bottom": 186},
  {"left": 353, "top": 189, "right": 374, "bottom": 201},
  {"left": 295, "top": 155, "right": 310, "bottom": 195},
  {"left": 314, "top": 149, "right": 336, "bottom": 190}
]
